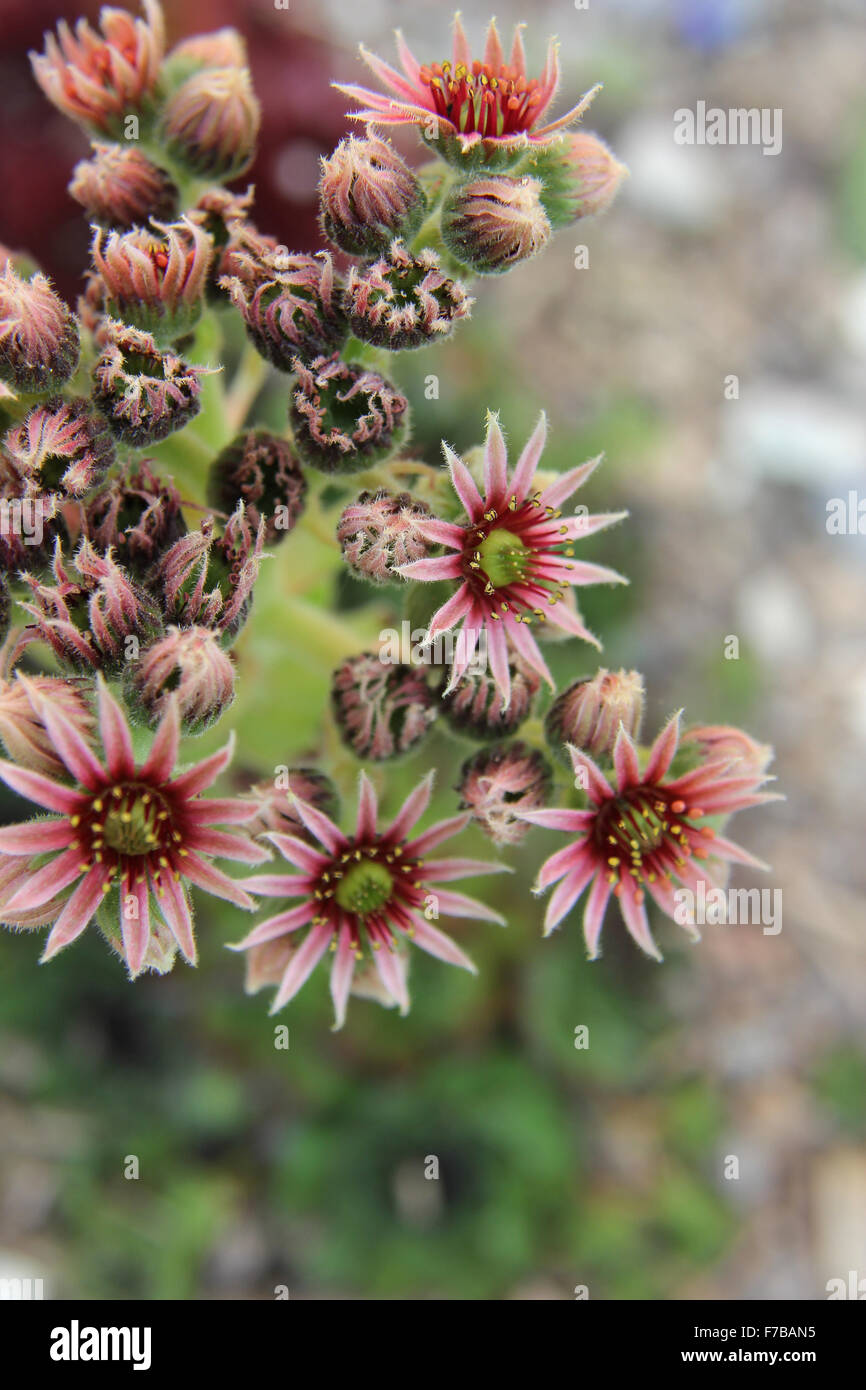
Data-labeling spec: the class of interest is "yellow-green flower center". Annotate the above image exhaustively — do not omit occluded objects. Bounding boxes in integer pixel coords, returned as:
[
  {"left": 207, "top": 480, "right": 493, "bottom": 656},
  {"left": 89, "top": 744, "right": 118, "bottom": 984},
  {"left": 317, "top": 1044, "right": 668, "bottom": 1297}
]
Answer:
[
  {"left": 99, "top": 787, "right": 166, "bottom": 857},
  {"left": 334, "top": 858, "right": 393, "bottom": 916},
  {"left": 477, "top": 527, "right": 530, "bottom": 588}
]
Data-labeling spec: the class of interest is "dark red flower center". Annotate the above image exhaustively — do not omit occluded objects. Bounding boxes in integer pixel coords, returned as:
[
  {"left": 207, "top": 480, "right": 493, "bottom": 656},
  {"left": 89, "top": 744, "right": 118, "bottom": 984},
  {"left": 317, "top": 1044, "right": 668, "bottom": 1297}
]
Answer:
[
  {"left": 419, "top": 59, "right": 544, "bottom": 138},
  {"left": 71, "top": 782, "right": 181, "bottom": 872},
  {"left": 595, "top": 787, "right": 715, "bottom": 890},
  {"left": 312, "top": 839, "right": 424, "bottom": 950}
]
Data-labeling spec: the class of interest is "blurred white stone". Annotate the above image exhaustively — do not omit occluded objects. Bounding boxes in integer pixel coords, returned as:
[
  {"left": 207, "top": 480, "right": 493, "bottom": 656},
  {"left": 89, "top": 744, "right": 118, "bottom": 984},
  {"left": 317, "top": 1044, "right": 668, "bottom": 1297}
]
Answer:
[
  {"left": 618, "top": 116, "right": 727, "bottom": 229},
  {"left": 736, "top": 567, "right": 814, "bottom": 664},
  {"left": 721, "top": 383, "right": 866, "bottom": 489}
]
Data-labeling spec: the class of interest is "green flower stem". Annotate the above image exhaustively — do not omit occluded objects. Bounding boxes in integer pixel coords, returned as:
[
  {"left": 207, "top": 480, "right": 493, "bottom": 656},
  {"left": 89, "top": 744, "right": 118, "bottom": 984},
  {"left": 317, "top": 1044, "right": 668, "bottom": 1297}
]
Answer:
[{"left": 224, "top": 340, "right": 270, "bottom": 434}]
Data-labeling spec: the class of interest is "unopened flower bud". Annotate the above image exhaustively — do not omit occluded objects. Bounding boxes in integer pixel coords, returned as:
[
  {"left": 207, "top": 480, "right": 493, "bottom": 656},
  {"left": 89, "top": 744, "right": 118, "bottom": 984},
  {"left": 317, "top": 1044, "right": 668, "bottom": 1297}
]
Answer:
[
  {"left": 92, "top": 321, "right": 214, "bottom": 447},
  {"left": 545, "top": 668, "right": 645, "bottom": 761},
  {"left": 290, "top": 354, "right": 409, "bottom": 475},
  {"left": 458, "top": 742, "right": 552, "bottom": 848},
  {"left": 243, "top": 767, "right": 338, "bottom": 840},
  {"left": 125, "top": 625, "right": 235, "bottom": 734},
  {"left": 161, "top": 66, "right": 261, "bottom": 181},
  {"left": 208, "top": 430, "right": 306, "bottom": 545},
  {"left": 30, "top": 0, "right": 165, "bottom": 137},
  {"left": 4, "top": 397, "right": 114, "bottom": 500},
  {"left": 442, "top": 660, "right": 540, "bottom": 741},
  {"left": 222, "top": 248, "right": 346, "bottom": 371},
  {"left": 346, "top": 240, "right": 472, "bottom": 351},
  {"left": 69, "top": 144, "right": 178, "bottom": 230},
  {"left": 0, "top": 266, "right": 80, "bottom": 393},
  {"left": 680, "top": 724, "right": 774, "bottom": 782},
  {"left": 0, "top": 467, "right": 60, "bottom": 573},
  {"left": 166, "top": 28, "right": 247, "bottom": 77},
  {"left": 84, "top": 459, "right": 186, "bottom": 576},
  {"left": 18, "top": 539, "right": 163, "bottom": 676},
  {"left": 441, "top": 174, "right": 551, "bottom": 274},
  {"left": 532, "top": 132, "right": 628, "bottom": 230},
  {"left": 152, "top": 504, "right": 264, "bottom": 646},
  {"left": 337, "top": 489, "right": 433, "bottom": 583},
  {"left": 319, "top": 135, "right": 426, "bottom": 257},
  {"left": 331, "top": 652, "right": 437, "bottom": 761},
  {"left": 0, "top": 672, "right": 95, "bottom": 777},
  {"left": 90, "top": 218, "right": 212, "bottom": 342}
]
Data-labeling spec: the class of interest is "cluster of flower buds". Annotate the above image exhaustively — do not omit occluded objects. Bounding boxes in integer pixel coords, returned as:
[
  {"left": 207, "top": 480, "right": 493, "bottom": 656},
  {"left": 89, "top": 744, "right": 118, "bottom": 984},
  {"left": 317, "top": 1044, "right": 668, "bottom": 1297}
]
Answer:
[
  {"left": 290, "top": 354, "right": 410, "bottom": 474},
  {"left": 337, "top": 490, "right": 433, "bottom": 584},
  {"left": 125, "top": 624, "right": 235, "bottom": 734},
  {"left": 84, "top": 459, "right": 186, "bottom": 576},
  {"left": 90, "top": 218, "right": 212, "bottom": 343},
  {"left": 18, "top": 540, "right": 163, "bottom": 676},
  {"left": 331, "top": 652, "right": 438, "bottom": 761},
  {"left": 221, "top": 243, "right": 346, "bottom": 371},
  {"left": 0, "top": 669, "right": 96, "bottom": 778},
  {"left": 441, "top": 175, "right": 551, "bottom": 274},
  {"left": 69, "top": 144, "right": 179, "bottom": 230},
  {"left": 151, "top": 505, "right": 265, "bottom": 646},
  {"left": 0, "top": 266, "right": 80, "bottom": 394},
  {"left": 91, "top": 321, "right": 213, "bottom": 447},
  {"left": 442, "top": 659, "right": 540, "bottom": 741},
  {"left": 319, "top": 135, "right": 427, "bottom": 257},
  {"left": 457, "top": 742, "right": 552, "bottom": 848},
  {"left": 346, "top": 240, "right": 473, "bottom": 351},
  {"left": 545, "top": 668, "right": 645, "bottom": 762},
  {"left": 208, "top": 431, "right": 306, "bottom": 545},
  {"left": 242, "top": 767, "right": 338, "bottom": 841},
  {"left": 3, "top": 397, "right": 114, "bottom": 501}
]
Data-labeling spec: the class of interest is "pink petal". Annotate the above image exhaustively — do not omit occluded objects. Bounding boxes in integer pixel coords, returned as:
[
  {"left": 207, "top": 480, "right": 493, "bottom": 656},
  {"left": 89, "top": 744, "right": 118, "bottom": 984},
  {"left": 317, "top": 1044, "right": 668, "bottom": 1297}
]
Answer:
[
  {"left": 0, "top": 818, "right": 74, "bottom": 854},
  {"left": 181, "top": 852, "right": 256, "bottom": 910},
  {"left": 613, "top": 725, "right": 642, "bottom": 790},
  {"left": 394, "top": 29, "right": 423, "bottom": 85},
  {"left": 170, "top": 733, "right": 234, "bottom": 798},
  {"left": 543, "top": 860, "right": 595, "bottom": 935},
  {"left": 617, "top": 878, "right": 663, "bottom": 961},
  {"left": 121, "top": 874, "right": 151, "bottom": 977},
  {"left": 386, "top": 770, "right": 434, "bottom": 841},
  {"left": 154, "top": 871, "right": 196, "bottom": 963},
  {"left": 533, "top": 85, "right": 602, "bottom": 138},
  {"left": 7, "top": 846, "right": 83, "bottom": 910},
  {"left": 444, "top": 443, "right": 483, "bottom": 520},
  {"left": 520, "top": 807, "right": 596, "bottom": 832},
  {"left": 543, "top": 601, "right": 601, "bottom": 647},
  {"left": 483, "top": 17, "right": 505, "bottom": 69},
  {"left": 409, "top": 913, "right": 477, "bottom": 973},
  {"left": 398, "top": 554, "right": 462, "bottom": 583},
  {"left": 355, "top": 771, "right": 378, "bottom": 840},
  {"left": 267, "top": 832, "right": 328, "bottom": 873},
  {"left": 357, "top": 43, "right": 430, "bottom": 106},
  {"left": 229, "top": 902, "right": 314, "bottom": 951},
  {"left": 184, "top": 799, "right": 259, "bottom": 825},
  {"left": 185, "top": 828, "right": 270, "bottom": 864},
  {"left": 289, "top": 797, "right": 346, "bottom": 855},
  {"left": 97, "top": 679, "right": 136, "bottom": 780},
  {"left": 537, "top": 455, "right": 604, "bottom": 511},
  {"left": 501, "top": 613, "right": 554, "bottom": 688},
  {"left": 373, "top": 944, "right": 410, "bottom": 1015},
  {"left": 140, "top": 697, "right": 181, "bottom": 782},
  {"left": 0, "top": 761, "right": 86, "bottom": 815},
  {"left": 423, "top": 857, "right": 512, "bottom": 883},
  {"left": 583, "top": 874, "right": 611, "bottom": 959},
  {"left": 329, "top": 923, "right": 356, "bottom": 1031},
  {"left": 567, "top": 745, "right": 614, "bottom": 803},
  {"left": 406, "top": 813, "right": 470, "bottom": 857},
  {"left": 705, "top": 834, "right": 770, "bottom": 871},
  {"left": 509, "top": 412, "right": 547, "bottom": 503},
  {"left": 411, "top": 517, "right": 464, "bottom": 549},
  {"left": 643, "top": 711, "right": 682, "bottom": 783},
  {"left": 433, "top": 888, "right": 504, "bottom": 924},
  {"left": 270, "top": 922, "right": 332, "bottom": 1012},
  {"left": 483, "top": 412, "right": 509, "bottom": 508},
  {"left": 40, "top": 866, "right": 108, "bottom": 961},
  {"left": 556, "top": 510, "right": 629, "bottom": 541},
  {"left": 486, "top": 617, "right": 512, "bottom": 708},
  {"left": 451, "top": 12, "right": 472, "bottom": 68},
  {"left": 35, "top": 701, "right": 105, "bottom": 791},
  {"left": 426, "top": 584, "right": 472, "bottom": 638},
  {"left": 535, "top": 841, "right": 594, "bottom": 892},
  {"left": 238, "top": 873, "right": 309, "bottom": 898}
]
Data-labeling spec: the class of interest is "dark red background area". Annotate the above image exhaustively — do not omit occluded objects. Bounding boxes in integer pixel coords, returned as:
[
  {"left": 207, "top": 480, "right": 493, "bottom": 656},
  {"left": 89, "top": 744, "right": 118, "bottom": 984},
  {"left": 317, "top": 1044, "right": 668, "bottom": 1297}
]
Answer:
[{"left": 0, "top": 0, "right": 349, "bottom": 299}]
